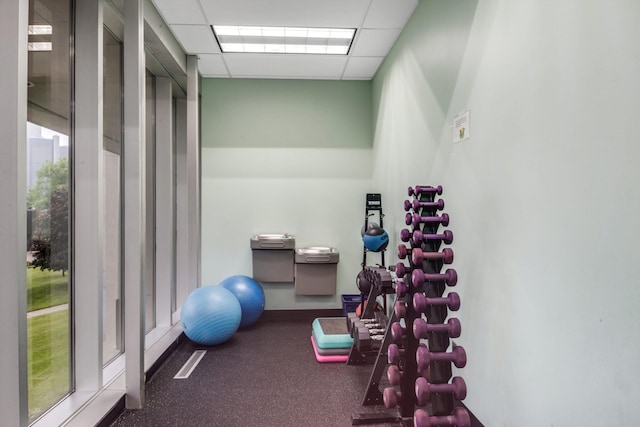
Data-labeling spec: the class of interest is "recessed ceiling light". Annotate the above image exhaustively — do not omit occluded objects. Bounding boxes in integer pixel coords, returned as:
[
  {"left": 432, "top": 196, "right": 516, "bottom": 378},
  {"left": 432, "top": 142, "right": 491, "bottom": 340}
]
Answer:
[{"left": 212, "top": 25, "right": 355, "bottom": 55}]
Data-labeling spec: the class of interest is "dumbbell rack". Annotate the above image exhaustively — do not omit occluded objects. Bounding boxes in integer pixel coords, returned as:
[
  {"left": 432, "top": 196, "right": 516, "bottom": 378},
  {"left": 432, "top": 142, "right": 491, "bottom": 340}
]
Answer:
[
  {"left": 347, "top": 266, "right": 396, "bottom": 365},
  {"left": 352, "top": 185, "right": 470, "bottom": 427}
]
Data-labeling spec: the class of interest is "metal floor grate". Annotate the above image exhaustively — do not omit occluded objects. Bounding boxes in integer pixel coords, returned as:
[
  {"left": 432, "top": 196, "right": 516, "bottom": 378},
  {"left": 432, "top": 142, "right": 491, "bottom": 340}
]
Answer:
[{"left": 173, "top": 350, "right": 207, "bottom": 379}]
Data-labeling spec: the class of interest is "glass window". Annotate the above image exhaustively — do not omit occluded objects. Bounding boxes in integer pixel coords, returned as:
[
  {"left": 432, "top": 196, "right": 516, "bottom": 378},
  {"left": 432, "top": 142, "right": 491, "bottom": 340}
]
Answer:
[
  {"left": 145, "top": 70, "right": 157, "bottom": 333},
  {"left": 103, "top": 27, "right": 124, "bottom": 365},
  {"left": 26, "top": 0, "right": 72, "bottom": 420}
]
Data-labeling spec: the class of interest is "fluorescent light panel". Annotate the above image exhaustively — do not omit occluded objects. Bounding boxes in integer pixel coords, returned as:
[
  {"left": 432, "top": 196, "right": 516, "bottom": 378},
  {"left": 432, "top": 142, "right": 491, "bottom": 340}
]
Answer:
[
  {"left": 213, "top": 25, "right": 355, "bottom": 55},
  {"left": 28, "top": 42, "right": 52, "bottom": 51},
  {"left": 28, "top": 25, "right": 52, "bottom": 35},
  {"left": 28, "top": 24, "right": 53, "bottom": 51}
]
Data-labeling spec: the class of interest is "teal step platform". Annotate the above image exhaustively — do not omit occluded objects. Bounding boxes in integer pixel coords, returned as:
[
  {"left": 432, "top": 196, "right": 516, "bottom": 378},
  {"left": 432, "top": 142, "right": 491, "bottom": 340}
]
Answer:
[{"left": 311, "top": 317, "right": 353, "bottom": 349}]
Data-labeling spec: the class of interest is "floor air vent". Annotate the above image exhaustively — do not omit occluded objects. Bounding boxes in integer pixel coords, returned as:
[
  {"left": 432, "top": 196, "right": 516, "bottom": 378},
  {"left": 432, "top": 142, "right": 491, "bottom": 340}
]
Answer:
[{"left": 174, "top": 350, "right": 207, "bottom": 379}]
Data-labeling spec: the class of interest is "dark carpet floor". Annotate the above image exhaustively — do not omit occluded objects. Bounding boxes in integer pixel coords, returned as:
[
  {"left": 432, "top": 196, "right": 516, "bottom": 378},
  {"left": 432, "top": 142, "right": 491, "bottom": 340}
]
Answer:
[{"left": 110, "top": 314, "right": 399, "bottom": 427}]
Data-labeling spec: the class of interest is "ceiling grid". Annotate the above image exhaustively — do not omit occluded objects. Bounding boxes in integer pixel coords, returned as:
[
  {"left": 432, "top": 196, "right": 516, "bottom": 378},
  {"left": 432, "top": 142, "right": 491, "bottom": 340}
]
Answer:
[{"left": 150, "top": 0, "right": 418, "bottom": 80}]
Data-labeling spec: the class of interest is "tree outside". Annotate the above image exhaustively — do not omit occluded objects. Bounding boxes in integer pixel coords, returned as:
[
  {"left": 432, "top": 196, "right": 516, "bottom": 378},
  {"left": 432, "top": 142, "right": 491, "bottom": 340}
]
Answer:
[
  {"left": 28, "top": 158, "right": 69, "bottom": 275},
  {"left": 28, "top": 158, "right": 69, "bottom": 209}
]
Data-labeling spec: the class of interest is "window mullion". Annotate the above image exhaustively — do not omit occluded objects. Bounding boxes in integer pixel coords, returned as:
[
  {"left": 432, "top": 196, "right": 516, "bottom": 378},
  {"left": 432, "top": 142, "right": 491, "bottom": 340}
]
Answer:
[
  {"left": 0, "top": 0, "right": 29, "bottom": 424},
  {"left": 74, "top": 0, "right": 104, "bottom": 392}
]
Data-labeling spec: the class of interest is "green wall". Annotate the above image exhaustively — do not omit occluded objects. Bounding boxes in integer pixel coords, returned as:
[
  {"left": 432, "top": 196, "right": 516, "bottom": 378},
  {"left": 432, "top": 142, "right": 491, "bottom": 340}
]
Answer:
[
  {"left": 372, "top": 0, "right": 640, "bottom": 425},
  {"left": 200, "top": 78, "right": 374, "bottom": 309},
  {"left": 202, "top": 79, "right": 371, "bottom": 148}
]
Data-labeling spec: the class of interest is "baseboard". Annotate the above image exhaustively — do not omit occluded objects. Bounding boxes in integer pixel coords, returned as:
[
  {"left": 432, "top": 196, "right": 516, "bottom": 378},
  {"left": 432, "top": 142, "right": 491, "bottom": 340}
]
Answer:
[
  {"left": 95, "top": 396, "right": 125, "bottom": 427},
  {"left": 96, "top": 333, "right": 184, "bottom": 426},
  {"left": 145, "top": 332, "right": 186, "bottom": 382},
  {"left": 261, "top": 309, "right": 344, "bottom": 322}
]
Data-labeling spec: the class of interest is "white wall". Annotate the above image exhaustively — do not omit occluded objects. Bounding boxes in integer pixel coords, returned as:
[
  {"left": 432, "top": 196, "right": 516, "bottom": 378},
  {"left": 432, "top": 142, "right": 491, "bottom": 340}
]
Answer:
[
  {"left": 200, "top": 79, "right": 373, "bottom": 309},
  {"left": 372, "top": 0, "right": 640, "bottom": 425}
]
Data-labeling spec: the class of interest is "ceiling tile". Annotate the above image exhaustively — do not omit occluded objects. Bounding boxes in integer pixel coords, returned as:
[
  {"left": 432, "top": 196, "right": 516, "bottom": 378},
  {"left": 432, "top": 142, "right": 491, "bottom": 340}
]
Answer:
[
  {"left": 362, "top": 0, "right": 418, "bottom": 29},
  {"left": 350, "top": 28, "right": 401, "bottom": 57},
  {"left": 198, "top": 54, "right": 229, "bottom": 77},
  {"left": 151, "top": 0, "right": 208, "bottom": 25},
  {"left": 151, "top": 0, "right": 417, "bottom": 80},
  {"left": 223, "top": 54, "right": 348, "bottom": 79},
  {"left": 343, "top": 57, "right": 384, "bottom": 79},
  {"left": 170, "top": 25, "right": 220, "bottom": 54},
  {"left": 199, "top": 0, "right": 370, "bottom": 28}
]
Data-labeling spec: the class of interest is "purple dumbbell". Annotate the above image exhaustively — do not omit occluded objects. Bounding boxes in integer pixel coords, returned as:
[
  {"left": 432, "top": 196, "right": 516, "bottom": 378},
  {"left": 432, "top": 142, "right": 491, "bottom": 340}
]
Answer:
[
  {"left": 388, "top": 343, "right": 405, "bottom": 364},
  {"left": 412, "top": 229, "right": 454, "bottom": 246},
  {"left": 412, "top": 268, "right": 458, "bottom": 288},
  {"left": 413, "top": 292, "right": 461, "bottom": 313},
  {"left": 414, "top": 407, "right": 471, "bottom": 427},
  {"left": 413, "top": 318, "right": 461, "bottom": 340},
  {"left": 387, "top": 365, "right": 403, "bottom": 386},
  {"left": 405, "top": 212, "right": 450, "bottom": 229},
  {"left": 391, "top": 367, "right": 435, "bottom": 392},
  {"left": 416, "top": 343, "right": 467, "bottom": 371},
  {"left": 408, "top": 185, "right": 443, "bottom": 197},
  {"left": 412, "top": 248, "right": 454, "bottom": 265},
  {"left": 413, "top": 198, "right": 445, "bottom": 212},
  {"left": 383, "top": 387, "right": 401, "bottom": 409},
  {"left": 395, "top": 262, "right": 409, "bottom": 278},
  {"left": 398, "top": 244, "right": 410, "bottom": 260},
  {"left": 415, "top": 376, "right": 467, "bottom": 406},
  {"left": 390, "top": 322, "right": 406, "bottom": 343},
  {"left": 394, "top": 301, "right": 407, "bottom": 319},
  {"left": 404, "top": 198, "right": 445, "bottom": 212},
  {"left": 400, "top": 228, "right": 413, "bottom": 242},
  {"left": 396, "top": 280, "right": 408, "bottom": 297}
]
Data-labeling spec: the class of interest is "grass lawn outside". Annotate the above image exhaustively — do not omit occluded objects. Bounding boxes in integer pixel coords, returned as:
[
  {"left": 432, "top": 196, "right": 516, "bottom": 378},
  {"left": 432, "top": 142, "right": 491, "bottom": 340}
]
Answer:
[
  {"left": 28, "top": 309, "right": 70, "bottom": 421},
  {"left": 26, "top": 267, "right": 70, "bottom": 420},
  {"left": 27, "top": 267, "right": 69, "bottom": 312}
]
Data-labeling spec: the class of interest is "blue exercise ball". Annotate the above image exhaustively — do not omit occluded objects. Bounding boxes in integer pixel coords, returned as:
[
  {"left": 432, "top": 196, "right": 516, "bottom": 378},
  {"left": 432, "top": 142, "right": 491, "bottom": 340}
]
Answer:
[
  {"left": 181, "top": 285, "right": 241, "bottom": 345},
  {"left": 219, "top": 275, "right": 265, "bottom": 328},
  {"left": 363, "top": 227, "right": 389, "bottom": 252}
]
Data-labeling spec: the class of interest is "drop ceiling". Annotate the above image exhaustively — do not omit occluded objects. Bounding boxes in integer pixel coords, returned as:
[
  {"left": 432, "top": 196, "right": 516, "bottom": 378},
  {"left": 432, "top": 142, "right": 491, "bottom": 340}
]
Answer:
[{"left": 150, "top": 0, "right": 418, "bottom": 80}]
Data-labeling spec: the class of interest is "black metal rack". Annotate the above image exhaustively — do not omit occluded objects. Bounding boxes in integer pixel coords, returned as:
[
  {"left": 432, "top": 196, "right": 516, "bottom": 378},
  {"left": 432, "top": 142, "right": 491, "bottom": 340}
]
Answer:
[{"left": 362, "top": 193, "right": 385, "bottom": 269}]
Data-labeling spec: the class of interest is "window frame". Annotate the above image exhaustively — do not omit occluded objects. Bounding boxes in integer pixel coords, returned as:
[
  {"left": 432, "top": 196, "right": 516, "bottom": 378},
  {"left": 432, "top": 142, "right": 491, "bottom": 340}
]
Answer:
[{"left": 1, "top": 0, "right": 197, "bottom": 424}]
